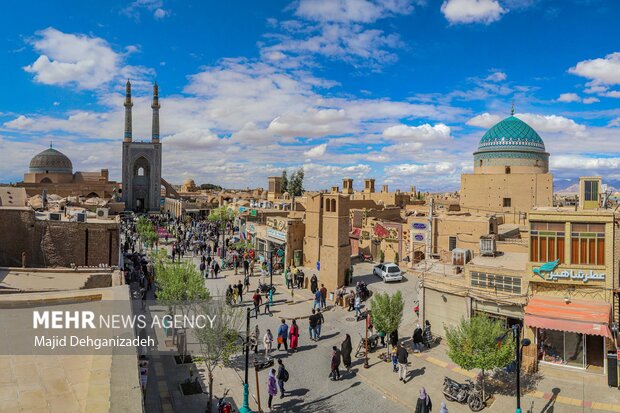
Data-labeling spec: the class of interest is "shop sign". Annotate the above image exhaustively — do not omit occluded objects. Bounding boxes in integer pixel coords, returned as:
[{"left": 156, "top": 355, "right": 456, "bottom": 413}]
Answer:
[
  {"left": 267, "top": 228, "right": 286, "bottom": 241},
  {"left": 247, "top": 224, "right": 256, "bottom": 234},
  {"left": 533, "top": 264, "right": 605, "bottom": 283},
  {"left": 413, "top": 234, "right": 425, "bottom": 243},
  {"left": 250, "top": 209, "right": 257, "bottom": 217},
  {"left": 239, "top": 206, "right": 247, "bottom": 212},
  {"left": 411, "top": 222, "right": 427, "bottom": 231}
]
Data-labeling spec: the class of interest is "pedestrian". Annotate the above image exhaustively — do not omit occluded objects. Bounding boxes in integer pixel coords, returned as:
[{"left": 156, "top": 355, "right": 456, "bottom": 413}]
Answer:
[
  {"left": 313, "top": 289, "right": 321, "bottom": 310},
  {"left": 264, "top": 329, "right": 273, "bottom": 356},
  {"left": 267, "top": 368, "right": 277, "bottom": 411},
  {"left": 423, "top": 320, "right": 433, "bottom": 349},
  {"left": 244, "top": 275, "right": 250, "bottom": 293},
  {"left": 237, "top": 281, "right": 244, "bottom": 303},
  {"left": 341, "top": 334, "right": 352, "bottom": 372},
  {"left": 277, "top": 319, "right": 289, "bottom": 351},
  {"left": 390, "top": 330, "right": 399, "bottom": 350},
  {"left": 243, "top": 259, "right": 249, "bottom": 276},
  {"left": 415, "top": 387, "right": 433, "bottom": 413},
  {"left": 213, "top": 261, "right": 220, "bottom": 278},
  {"left": 391, "top": 345, "right": 398, "bottom": 372},
  {"left": 310, "top": 274, "right": 318, "bottom": 294},
  {"left": 412, "top": 324, "right": 424, "bottom": 353},
  {"left": 284, "top": 266, "right": 291, "bottom": 289},
  {"left": 226, "top": 285, "right": 233, "bottom": 305},
  {"left": 440, "top": 401, "right": 448, "bottom": 413},
  {"left": 289, "top": 319, "right": 299, "bottom": 352},
  {"left": 354, "top": 294, "right": 361, "bottom": 320},
  {"left": 330, "top": 346, "right": 341, "bottom": 380},
  {"left": 250, "top": 325, "right": 259, "bottom": 354},
  {"left": 264, "top": 290, "right": 273, "bottom": 315},
  {"left": 315, "top": 308, "right": 324, "bottom": 340},
  {"left": 308, "top": 309, "right": 317, "bottom": 341},
  {"left": 234, "top": 256, "right": 239, "bottom": 275},
  {"left": 348, "top": 290, "right": 355, "bottom": 311},
  {"left": 319, "top": 284, "right": 327, "bottom": 309},
  {"left": 397, "top": 342, "right": 409, "bottom": 383},
  {"left": 199, "top": 260, "right": 206, "bottom": 277},
  {"left": 276, "top": 359, "right": 288, "bottom": 399},
  {"left": 252, "top": 289, "right": 262, "bottom": 319}
]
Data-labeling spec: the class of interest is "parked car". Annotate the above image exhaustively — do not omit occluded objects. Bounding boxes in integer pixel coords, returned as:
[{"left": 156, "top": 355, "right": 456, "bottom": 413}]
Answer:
[{"left": 373, "top": 263, "right": 403, "bottom": 282}]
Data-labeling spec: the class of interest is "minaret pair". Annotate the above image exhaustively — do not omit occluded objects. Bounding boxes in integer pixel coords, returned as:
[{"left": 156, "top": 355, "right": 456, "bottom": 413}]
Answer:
[{"left": 123, "top": 80, "right": 160, "bottom": 143}]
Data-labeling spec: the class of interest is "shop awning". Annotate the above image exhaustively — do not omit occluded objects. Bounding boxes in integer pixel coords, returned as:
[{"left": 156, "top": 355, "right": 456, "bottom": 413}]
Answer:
[{"left": 524, "top": 296, "right": 611, "bottom": 337}]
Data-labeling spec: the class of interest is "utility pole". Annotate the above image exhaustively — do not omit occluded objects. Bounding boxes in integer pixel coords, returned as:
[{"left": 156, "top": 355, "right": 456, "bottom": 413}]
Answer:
[
  {"left": 240, "top": 307, "right": 252, "bottom": 413},
  {"left": 426, "top": 197, "right": 434, "bottom": 259}
]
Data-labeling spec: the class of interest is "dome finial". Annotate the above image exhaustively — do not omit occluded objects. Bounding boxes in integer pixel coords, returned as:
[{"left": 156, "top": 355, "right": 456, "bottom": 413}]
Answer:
[
  {"left": 511, "top": 100, "right": 515, "bottom": 116},
  {"left": 50, "top": 140, "right": 53, "bottom": 149}
]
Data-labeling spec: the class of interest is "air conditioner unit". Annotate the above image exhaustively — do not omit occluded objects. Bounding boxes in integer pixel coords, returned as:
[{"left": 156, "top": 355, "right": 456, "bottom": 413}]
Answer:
[
  {"left": 49, "top": 212, "right": 62, "bottom": 221},
  {"left": 480, "top": 236, "right": 497, "bottom": 257},
  {"left": 76, "top": 212, "right": 87, "bottom": 223},
  {"left": 96, "top": 208, "right": 109, "bottom": 219}
]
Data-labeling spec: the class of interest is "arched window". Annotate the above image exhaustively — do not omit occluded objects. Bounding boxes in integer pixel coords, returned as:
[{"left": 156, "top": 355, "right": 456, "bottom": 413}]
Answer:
[
  {"left": 331, "top": 199, "right": 336, "bottom": 212},
  {"left": 138, "top": 167, "right": 145, "bottom": 176},
  {"left": 40, "top": 177, "right": 52, "bottom": 184},
  {"left": 324, "top": 198, "right": 329, "bottom": 211},
  {"left": 133, "top": 157, "right": 150, "bottom": 177},
  {"left": 479, "top": 160, "right": 483, "bottom": 167},
  {"left": 505, "top": 166, "right": 511, "bottom": 174}
]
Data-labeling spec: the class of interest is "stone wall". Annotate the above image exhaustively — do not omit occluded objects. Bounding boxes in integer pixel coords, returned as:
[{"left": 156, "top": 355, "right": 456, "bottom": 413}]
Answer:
[{"left": 0, "top": 209, "right": 119, "bottom": 268}]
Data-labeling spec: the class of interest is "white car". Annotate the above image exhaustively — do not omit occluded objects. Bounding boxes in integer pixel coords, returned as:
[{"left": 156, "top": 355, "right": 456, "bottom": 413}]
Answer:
[{"left": 373, "top": 263, "right": 403, "bottom": 282}]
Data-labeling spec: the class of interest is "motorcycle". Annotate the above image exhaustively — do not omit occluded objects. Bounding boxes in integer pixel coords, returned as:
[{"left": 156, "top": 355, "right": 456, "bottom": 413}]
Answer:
[
  {"left": 356, "top": 282, "right": 370, "bottom": 301},
  {"left": 216, "top": 388, "right": 233, "bottom": 413},
  {"left": 257, "top": 281, "right": 276, "bottom": 294},
  {"left": 442, "top": 377, "right": 485, "bottom": 412}
]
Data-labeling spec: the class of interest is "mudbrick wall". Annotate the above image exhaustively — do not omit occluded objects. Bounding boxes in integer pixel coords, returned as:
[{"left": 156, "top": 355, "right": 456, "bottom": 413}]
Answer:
[{"left": 0, "top": 209, "right": 119, "bottom": 268}]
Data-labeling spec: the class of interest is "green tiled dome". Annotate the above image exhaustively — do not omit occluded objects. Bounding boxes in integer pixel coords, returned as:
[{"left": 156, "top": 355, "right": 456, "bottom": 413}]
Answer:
[{"left": 478, "top": 116, "right": 545, "bottom": 152}]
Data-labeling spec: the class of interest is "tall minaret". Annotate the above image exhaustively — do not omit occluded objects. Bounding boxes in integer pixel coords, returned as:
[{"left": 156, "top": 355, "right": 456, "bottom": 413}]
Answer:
[
  {"left": 124, "top": 80, "right": 133, "bottom": 142},
  {"left": 151, "top": 82, "right": 160, "bottom": 143}
]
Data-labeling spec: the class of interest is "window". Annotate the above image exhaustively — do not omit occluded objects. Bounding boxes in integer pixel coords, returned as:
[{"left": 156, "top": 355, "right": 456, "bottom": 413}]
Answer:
[
  {"left": 448, "top": 236, "right": 457, "bottom": 251},
  {"left": 503, "top": 198, "right": 512, "bottom": 207},
  {"left": 530, "top": 222, "right": 565, "bottom": 263},
  {"left": 470, "top": 271, "right": 521, "bottom": 294},
  {"left": 479, "top": 160, "right": 483, "bottom": 167},
  {"left": 505, "top": 166, "right": 511, "bottom": 174},
  {"left": 570, "top": 223, "right": 605, "bottom": 265},
  {"left": 537, "top": 329, "right": 584, "bottom": 369},
  {"left": 137, "top": 167, "right": 145, "bottom": 176},
  {"left": 584, "top": 180, "right": 598, "bottom": 202}
]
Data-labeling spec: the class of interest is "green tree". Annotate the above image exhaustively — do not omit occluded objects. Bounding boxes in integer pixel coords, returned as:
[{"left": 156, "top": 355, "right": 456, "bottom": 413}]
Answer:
[
  {"left": 154, "top": 258, "right": 210, "bottom": 361},
  {"left": 369, "top": 291, "right": 404, "bottom": 351},
  {"left": 281, "top": 170, "right": 289, "bottom": 194},
  {"left": 194, "top": 300, "right": 244, "bottom": 412},
  {"left": 379, "top": 250, "right": 385, "bottom": 263},
  {"left": 199, "top": 183, "right": 223, "bottom": 191},
  {"left": 445, "top": 315, "right": 515, "bottom": 400},
  {"left": 287, "top": 167, "right": 304, "bottom": 196}
]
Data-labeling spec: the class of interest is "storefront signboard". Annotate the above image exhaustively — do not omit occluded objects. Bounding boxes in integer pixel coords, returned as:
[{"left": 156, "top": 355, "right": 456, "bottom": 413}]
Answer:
[
  {"left": 411, "top": 222, "right": 427, "bottom": 231},
  {"left": 239, "top": 206, "right": 247, "bottom": 212},
  {"left": 247, "top": 224, "right": 256, "bottom": 234},
  {"left": 267, "top": 228, "right": 286, "bottom": 242},
  {"left": 413, "top": 234, "right": 425, "bottom": 243},
  {"left": 250, "top": 209, "right": 257, "bottom": 217},
  {"left": 532, "top": 261, "right": 605, "bottom": 283}
]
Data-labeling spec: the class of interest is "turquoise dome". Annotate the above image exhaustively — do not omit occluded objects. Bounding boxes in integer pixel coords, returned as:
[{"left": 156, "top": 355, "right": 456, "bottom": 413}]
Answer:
[{"left": 478, "top": 116, "right": 545, "bottom": 152}]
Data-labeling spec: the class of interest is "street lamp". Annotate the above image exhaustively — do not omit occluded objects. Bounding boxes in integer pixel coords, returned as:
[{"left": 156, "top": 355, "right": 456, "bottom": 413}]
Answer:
[
  {"left": 239, "top": 301, "right": 273, "bottom": 413},
  {"left": 496, "top": 324, "right": 531, "bottom": 413}
]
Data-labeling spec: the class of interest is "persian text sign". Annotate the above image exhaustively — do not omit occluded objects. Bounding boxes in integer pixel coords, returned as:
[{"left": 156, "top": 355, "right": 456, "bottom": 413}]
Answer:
[{"left": 536, "top": 268, "right": 605, "bottom": 283}]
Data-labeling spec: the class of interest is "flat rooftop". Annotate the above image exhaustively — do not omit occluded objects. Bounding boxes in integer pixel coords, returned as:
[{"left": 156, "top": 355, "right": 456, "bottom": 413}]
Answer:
[{"left": 468, "top": 252, "right": 529, "bottom": 271}]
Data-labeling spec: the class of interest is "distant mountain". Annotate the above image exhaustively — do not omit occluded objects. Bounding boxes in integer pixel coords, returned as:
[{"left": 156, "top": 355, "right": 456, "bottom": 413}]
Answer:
[{"left": 554, "top": 178, "right": 620, "bottom": 194}]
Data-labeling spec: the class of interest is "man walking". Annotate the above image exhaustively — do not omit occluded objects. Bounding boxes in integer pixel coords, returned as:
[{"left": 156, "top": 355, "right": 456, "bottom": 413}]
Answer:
[
  {"left": 276, "top": 359, "right": 288, "bottom": 399},
  {"left": 236, "top": 280, "right": 244, "bottom": 303},
  {"left": 330, "top": 346, "right": 341, "bottom": 381},
  {"left": 313, "top": 289, "right": 321, "bottom": 310},
  {"left": 252, "top": 289, "right": 262, "bottom": 319},
  {"left": 354, "top": 294, "right": 362, "bottom": 320},
  {"left": 277, "top": 319, "right": 289, "bottom": 351},
  {"left": 308, "top": 310, "right": 317, "bottom": 341},
  {"left": 397, "top": 342, "right": 409, "bottom": 383},
  {"left": 319, "top": 283, "right": 328, "bottom": 309},
  {"left": 315, "top": 308, "right": 324, "bottom": 340}
]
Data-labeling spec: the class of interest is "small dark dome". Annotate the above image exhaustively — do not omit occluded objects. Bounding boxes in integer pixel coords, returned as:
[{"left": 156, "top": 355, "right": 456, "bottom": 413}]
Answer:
[{"left": 29, "top": 147, "right": 73, "bottom": 174}]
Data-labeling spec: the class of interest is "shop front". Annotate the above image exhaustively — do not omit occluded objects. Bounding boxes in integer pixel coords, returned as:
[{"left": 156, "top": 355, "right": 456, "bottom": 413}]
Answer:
[{"left": 523, "top": 209, "right": 617, "bottom": 376}]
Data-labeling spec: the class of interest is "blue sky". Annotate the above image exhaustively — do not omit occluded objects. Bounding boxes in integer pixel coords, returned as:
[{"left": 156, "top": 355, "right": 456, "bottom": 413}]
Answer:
[{"left": 1, "top": 0, "right": 619, "bottom": 191}]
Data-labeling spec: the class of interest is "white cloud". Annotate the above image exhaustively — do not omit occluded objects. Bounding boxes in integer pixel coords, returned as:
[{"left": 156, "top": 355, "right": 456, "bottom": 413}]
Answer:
[
  {"left": 122, "top": 0, "right": 169, "bottom": 21},
  {"left": 294, "top": 0, "right": 415, "bottom": 23},
  {"left": 484, "top": 71, "right": 507, "bottom": 82},
  {"left": 441, "top": 0, "right": 506, "bottom": 24},
  {"left": 515, "top": 113, "right": 586, "bottom": 136},
  {"left": 382, "top": 123, "right": 451, "bottom": 141},
  {"left": 466, "top": 112, "right": 502, "bottom": 128},
  {"left": 569, "top": 52, "right": 620, "bottom": 86},
  {"left": 557, "top": 93, "right": 580, "bottom": 103},
  {"left": 605, "top": 90, "right": 620, "bottom": 98},
  {"left": 582, "top": 97, "right": 599, "bottom": 104},
  {"left": 24, "top": 28, "right": 121, "bottom": 89},
  {"left": 304, "top": 143, "right": 328, "bottom": 158}
]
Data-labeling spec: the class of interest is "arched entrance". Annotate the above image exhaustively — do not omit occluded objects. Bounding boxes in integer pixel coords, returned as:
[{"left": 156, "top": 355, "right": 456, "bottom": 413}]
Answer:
[{"left": 132, "top": 156, "right": 151, "bottom": 212}]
